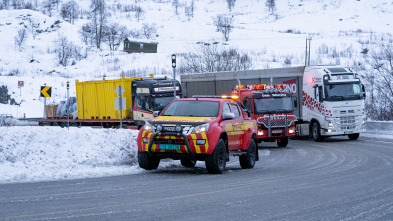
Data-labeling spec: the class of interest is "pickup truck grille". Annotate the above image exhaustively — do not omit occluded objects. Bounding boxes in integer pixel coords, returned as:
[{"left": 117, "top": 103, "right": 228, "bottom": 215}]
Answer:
[{"left": 159, "top": 124, "right": 194, "bottom": 135}]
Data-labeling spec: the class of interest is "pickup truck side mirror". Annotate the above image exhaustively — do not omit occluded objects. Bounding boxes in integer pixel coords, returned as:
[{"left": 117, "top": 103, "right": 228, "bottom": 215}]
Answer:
[
  {"left": 153, "top": 111, "right": 159, "bottom": 117},
  {"left": 361, "top": 84, "right": 366, "bottom": 99},
  {"left": 222, "top": 112, "right": 235, "bottom": 120},
  {"left": 242, "top": 108, "right": 251, "bottom": 119}
]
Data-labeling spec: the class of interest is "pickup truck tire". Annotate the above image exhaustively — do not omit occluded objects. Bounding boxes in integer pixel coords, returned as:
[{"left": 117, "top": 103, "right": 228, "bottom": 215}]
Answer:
[
  {"left": 348, "top": 133, "right": 359, "bottom": 140},
  {"left": 180, "top": 159, "right": 197, "bottom": 168},
  {"left": 205, "top": 139, "right": 227, "bottom": 174},
  {"left": 240, "top": 139, "right": 256, "bottom": 169},
  {"left": 311, "top": 122, "right": 324, "bottom": 142},
  {"left": 138, "top": 151, "right": 160, "bottom": 170},
  {"left": 276, "top": 137, "right": 288, "bottom": 147}
]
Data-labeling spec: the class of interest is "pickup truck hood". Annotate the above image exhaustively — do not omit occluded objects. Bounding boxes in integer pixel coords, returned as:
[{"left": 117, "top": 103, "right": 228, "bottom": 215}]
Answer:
[{"left": 150, "top": 116, "right": 215, "bottom": 124}]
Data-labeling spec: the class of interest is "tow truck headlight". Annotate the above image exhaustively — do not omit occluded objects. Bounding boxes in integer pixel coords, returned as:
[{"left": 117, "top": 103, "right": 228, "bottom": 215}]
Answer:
[
  {"left": 144, "top": 122, "right": 154, "bottom": 133},
  {"left": 258, "top": 130, "right": 264, "bottom": 136},
  {"left": 192, "top": 123, "right": 210, "bottom": 134},
  {"left": 288, "top": 128, "right": 295, "bottom": 134}
]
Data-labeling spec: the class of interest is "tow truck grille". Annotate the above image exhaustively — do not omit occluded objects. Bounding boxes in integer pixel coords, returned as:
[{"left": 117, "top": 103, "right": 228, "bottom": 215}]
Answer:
[
  {"left": 257, "top": 115, "right": 297, "bottom": 128},
  {"left": 339, "top": 116, "right": 356, "bottom": 130}
]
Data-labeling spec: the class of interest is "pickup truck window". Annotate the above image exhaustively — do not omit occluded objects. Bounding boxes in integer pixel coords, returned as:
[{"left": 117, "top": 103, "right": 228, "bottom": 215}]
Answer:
[
  {"left": 230, "top": 103, "right": 240, "bottom": 118},
  {"left": 161, "top": 100, "right": 219, "bottom": 117},
  {"left": 222, "top": 102, "right": 231, "bottom": 115}
]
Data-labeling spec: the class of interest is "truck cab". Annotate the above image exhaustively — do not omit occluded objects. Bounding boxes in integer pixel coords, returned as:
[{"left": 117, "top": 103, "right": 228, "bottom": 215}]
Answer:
[
  {"left": 232, "top": 84, "right": 297, "bottom": 147},
  {"left": 302, "top": 66, "right": 366, "bottom": 141}
]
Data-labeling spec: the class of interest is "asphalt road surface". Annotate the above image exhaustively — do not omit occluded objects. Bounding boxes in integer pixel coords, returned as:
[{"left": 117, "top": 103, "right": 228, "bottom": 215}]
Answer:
[{"left": 1, "top": 136, "right": 393, "bottom": 221}]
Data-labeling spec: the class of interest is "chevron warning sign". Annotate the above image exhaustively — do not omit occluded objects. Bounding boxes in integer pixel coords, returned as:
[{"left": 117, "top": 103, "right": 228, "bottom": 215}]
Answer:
[{"left": 40, "top": 86, "right": 52, "bottom": 97}]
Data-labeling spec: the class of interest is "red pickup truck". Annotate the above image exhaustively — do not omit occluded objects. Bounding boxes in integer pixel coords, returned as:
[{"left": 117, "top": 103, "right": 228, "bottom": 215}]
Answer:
[{"left": 137, "top": 97, "right": 258, "bottom": 174}]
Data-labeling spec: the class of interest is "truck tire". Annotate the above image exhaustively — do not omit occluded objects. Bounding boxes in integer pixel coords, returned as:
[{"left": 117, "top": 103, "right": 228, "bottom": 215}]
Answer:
[
  {"left": 180, "top": 159, "right": 197, "bottom": 168},
  {"left": 239, "top": 139, "right": 256, "bottom": 169},
  {"left": 348, "top": 133, "right": 359, "bottom": 140},
  {"left": 138, "top": 151, "right": 160, "bottom": 170},
  {"left": 311, "top": 122, "right": 324, "bottom": 142},
  {"left": 276, "top": 137, "right": 288, "bottom": 147},
  {"left": 205, "top": 139, "right": 227, "bottom": 174}
]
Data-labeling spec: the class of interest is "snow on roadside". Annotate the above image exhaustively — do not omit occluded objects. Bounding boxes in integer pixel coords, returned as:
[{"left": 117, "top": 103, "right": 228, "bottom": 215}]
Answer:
[{"left": 0, "top": 127, "right": 142, "bottom": 184}]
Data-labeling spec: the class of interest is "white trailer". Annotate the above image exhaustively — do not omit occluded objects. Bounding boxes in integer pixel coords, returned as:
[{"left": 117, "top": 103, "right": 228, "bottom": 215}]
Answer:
[{"left": 180, "top": 65, "right": 366, "bottom": 141}]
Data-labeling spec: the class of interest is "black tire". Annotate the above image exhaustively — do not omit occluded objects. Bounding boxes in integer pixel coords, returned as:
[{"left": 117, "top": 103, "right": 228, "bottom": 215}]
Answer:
[
  {"left": 239, "top": 139, "right": 257, "bottom": 169},
  {"left": 180, "top": 159, "right": 197, "bottom": 168},
  {"left": 276, "top": 137, "right": 288, "bottom": 147},
  {"left": 348, "top": 133, "right": 359, "bottom": 140},
  {"left": 138, "top": 151, "right": 160, "bottom": 170},
  {"left": 205, "top": 139, "right": 227, "bottom": 174},
  {"left": 311, "top": 122, "right": 324, "bottom": 142}
]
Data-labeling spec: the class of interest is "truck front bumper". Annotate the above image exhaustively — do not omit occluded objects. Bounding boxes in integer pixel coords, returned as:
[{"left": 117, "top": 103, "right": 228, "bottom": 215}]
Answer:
[{"left": 321, "top": 128, "right": 366, "bottom": 136}]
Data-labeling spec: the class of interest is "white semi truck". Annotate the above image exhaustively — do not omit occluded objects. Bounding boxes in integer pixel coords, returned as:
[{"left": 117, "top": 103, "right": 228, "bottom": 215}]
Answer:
[{"left": 180, "top": 65, "right": 366, "bottom": 141}]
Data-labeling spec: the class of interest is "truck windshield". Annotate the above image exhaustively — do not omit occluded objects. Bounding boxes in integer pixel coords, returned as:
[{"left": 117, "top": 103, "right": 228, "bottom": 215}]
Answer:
[
  {"left": 324, "top": 83, "right": 363, "bottom": 101},
  {"left": 152, "top": 96, "right": 175, "bottom": 111},
  {"left": 253, "top": 97, "right": 294, "bottom": 114},
  {"left": 161, "top": 101, "right": 219, "bottom": 117}
]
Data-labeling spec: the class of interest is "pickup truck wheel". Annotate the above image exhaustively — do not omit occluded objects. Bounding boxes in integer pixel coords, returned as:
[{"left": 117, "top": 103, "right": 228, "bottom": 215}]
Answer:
[
  {"left": 138, "top": 151, "right": 160, "bottom": 170},
  {"left": 180, "top": 159, "right": 197, "bottom": 168},
  {"left": 205, "top": 139, "right": 227, "bottom": 174},
  {"left": 239, "top": 139, "right": 256, "bottom": 169},
  {"left": 348, "top": 133, "right": 359, "bottom": 140},
  {"left": 276, "top": 137, "right": 288, "bottom": 147},
  {"left": 311, "top": 122, "right": 324, "bottom": 142}
]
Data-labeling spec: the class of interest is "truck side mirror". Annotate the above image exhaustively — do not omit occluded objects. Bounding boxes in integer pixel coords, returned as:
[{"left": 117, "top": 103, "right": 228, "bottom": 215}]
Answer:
[
  {"left": 223, "top": 112, "right": 235, "bottom": 120},
  {"left": 293, "top": 97, "right": 298, "bottom": 108},
  {"left": 361, "top": 84, "right": 366, "bottom": 99},
  {"left": 153, "top": 111, "right": 159, "bottom": 117}
]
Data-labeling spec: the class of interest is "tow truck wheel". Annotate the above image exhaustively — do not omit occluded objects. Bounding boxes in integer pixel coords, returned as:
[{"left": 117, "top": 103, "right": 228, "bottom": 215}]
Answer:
[
  {"left": 180, "top": 159, "right": 197, "bottom": 168},
  {"left": 311, "top": 122, "right": 324, "bottom": 142},
  {"left": 205, "top": 139, "right": 227, "bottom": 174},
  {"left": 240, "top": 139, "right": 256, "bottom": 169},
  {"left": 138, "top": 151, "right": 160, "bottom": 170},
  {"left": 276, "top": 137, "right": 288, "bottom": 147},
  {"left": 348, "top": 133, "right": 359, "bottom": 140}
]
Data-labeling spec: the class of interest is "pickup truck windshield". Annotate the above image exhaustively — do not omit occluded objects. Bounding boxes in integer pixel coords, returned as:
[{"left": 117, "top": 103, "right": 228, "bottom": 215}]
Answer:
[
  {"left": 324, "top": 83, "right": 363, "bottom": 101},
  {"left": 161, "top": 100, "right": 219, "bottom": 117},
  {"left": 253, "top": 97, "right": 294, "bottom": 114}
]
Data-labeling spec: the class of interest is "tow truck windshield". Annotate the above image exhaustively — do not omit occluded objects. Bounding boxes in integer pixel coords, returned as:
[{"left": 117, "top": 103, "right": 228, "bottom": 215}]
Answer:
[
  {"left": 161, "top": 100, "right": 219, "bottom": 117},
  {"left": 324, "top": 83, "right": 363, "bottom": 101},
  {"left": 253, "top": 97, "right": 294, "bottom": 114}
]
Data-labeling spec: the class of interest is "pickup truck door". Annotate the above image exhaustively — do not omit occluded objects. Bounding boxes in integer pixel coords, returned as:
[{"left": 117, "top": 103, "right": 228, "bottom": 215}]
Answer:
[
  {"left": 229, "top": 102, "right": 245, "bottom": 150},
  {"left": 222, "top": 102, "right": 238, "bottom": 150}
]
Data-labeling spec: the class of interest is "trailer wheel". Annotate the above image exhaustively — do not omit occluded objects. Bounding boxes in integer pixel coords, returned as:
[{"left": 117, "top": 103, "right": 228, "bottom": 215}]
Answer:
[
  {"left": 138, "top": 151, "right": 160, "bottom": 170},
  {"left": 205, "top": 139, "right": 227, "bottom": 174},
  {"left": 239, "top": 139, "right": 256, "bottom": 169},
  {"left": 311, "top": 122, "right": 324, "bottom": 142},
  {"left": 348, "top": 133, "right": 359, "bottom": 140},
  {"left": 276, "top": 137, "right": 288, "bottom": 147},
  {"left": 180, "top": 159, "right": 197, "bottom": 168}
]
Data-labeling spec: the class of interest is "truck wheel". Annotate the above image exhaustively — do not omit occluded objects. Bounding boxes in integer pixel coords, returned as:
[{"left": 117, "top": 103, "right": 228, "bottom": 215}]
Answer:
[
  {"left": 239, "top": 139, "right": 256, "bottom": 169},
  {"left": 348, "top": 133, "right": 359, "bottom": 140},
  {"left": 205, "top": 139, "right": 227, "bottom": 174},
  {"left": 138, "top": 151, "right": 160, "bottom": 170},
  {"left": 180, "top": 159, "right": 197, "bottom": 168},
  {"left": 276, "top": 137, "right": 288, "bottom": 147},
  {"left": 311, "top": 122, "right": 324, "bottom": 142}
]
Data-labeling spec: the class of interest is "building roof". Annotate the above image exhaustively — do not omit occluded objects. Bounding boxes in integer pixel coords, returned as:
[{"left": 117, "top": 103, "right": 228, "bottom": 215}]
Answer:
[{"left": 124, "top": 37, "right": 158, "bottom": 44}]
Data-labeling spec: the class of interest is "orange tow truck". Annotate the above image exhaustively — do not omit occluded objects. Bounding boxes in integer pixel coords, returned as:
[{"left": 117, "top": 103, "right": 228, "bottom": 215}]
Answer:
[
  {"left": 232, "top": 84, "right": 297, "bottom": 147},
  {"left": 137, "top": 96, "right": 258, "bottom": 174}
]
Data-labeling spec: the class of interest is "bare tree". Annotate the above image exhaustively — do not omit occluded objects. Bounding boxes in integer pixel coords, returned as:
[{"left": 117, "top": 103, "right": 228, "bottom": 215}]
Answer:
[
  {"left": 79, "top": 23, "right": 93, "bottom": 45},
  {"left": 135, "top": 5, "right": 144, "bottom": 22},
  {"left": 179, "top": 45, "right": 252, "bottom": 74},
  {"left": 226, "top": 0, "right": 236, "bottom": 12},
  {"left": 172, "top": 0, "right": 180, "bottom": 17},
  {"left": 266, "top": 0, "right": 277, "bottom": 15},
  {"left": 61, "top": 1, "right": 79, "bottom": 24},
  {"left": 141, "top": 23, "right": 157, "bottom": 39},
  {"left": 184, "top": 0, "right": 194, "bottom": 20},
  {"left": 213, "top": 14, "right": 234, "bottom": 41},
  {"left": 104, "top": 23, "right": 128, "bottom": 50},
  {"left": 54, "top": 35, "right": 74, "bottom": 66},
  {"left": 89, "top": 0, "right": 108, "bottom": 49},
  {"left": 14, "top": 28, "right": 27, "bottom": 51},
  {"left": 41, "top": 0, "right": 59, "bottom": 17}
]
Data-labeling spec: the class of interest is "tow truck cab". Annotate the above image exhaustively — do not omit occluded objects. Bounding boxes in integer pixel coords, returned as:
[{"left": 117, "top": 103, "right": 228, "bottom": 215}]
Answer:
[{"left": 137, "top": 97, "right": 258, "bottom": 174}]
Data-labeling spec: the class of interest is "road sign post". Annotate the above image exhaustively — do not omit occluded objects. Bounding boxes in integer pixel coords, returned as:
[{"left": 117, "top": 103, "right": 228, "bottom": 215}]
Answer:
[
  {"left": 67, "top": 81, "right": 69, "bottom": 130},
  {"left": 171, "top": 54, "right": 176, "bottom": 99},
  {"left": 115, "top": 85, "right": 126, "bottom": 128}
]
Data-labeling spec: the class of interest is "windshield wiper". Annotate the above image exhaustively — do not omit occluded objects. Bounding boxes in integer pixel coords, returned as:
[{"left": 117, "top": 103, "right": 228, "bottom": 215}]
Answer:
[
  {"left": 346, "top": 95, "right": 361, "bottom": 100},
  {"left": 329, "top": 95, "right": 344, "bottom": 100}
]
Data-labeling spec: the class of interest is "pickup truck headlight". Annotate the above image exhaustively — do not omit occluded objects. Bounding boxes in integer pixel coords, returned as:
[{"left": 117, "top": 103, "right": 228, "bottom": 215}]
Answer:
[
  {"left": 144, "top": 122, "right": 154, "bottom": 133},
  {"left": 192, "top": 123, "right": 210, "bottom": 134}
]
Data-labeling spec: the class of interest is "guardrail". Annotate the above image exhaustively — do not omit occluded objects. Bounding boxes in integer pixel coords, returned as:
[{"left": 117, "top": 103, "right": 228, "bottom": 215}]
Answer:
[{"left": 366, "top": 121, "right": 393, "bottom": 134}]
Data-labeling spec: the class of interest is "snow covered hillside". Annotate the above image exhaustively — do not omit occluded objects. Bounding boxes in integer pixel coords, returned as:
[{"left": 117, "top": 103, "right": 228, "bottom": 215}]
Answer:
[{"left": 1, "top": 0, "right": 393, "bottom": 118}]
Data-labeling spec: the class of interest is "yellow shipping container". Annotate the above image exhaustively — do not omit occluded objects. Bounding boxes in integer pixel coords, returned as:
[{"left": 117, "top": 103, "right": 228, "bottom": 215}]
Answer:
[{"left": 75, "top": 75, "right": 153, "bottom": 120}]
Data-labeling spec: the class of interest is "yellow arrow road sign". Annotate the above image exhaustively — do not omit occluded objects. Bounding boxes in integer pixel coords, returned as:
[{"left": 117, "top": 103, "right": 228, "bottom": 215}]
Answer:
[{"left": 40, "top": 86, "right": 52, "bottom": 97}]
